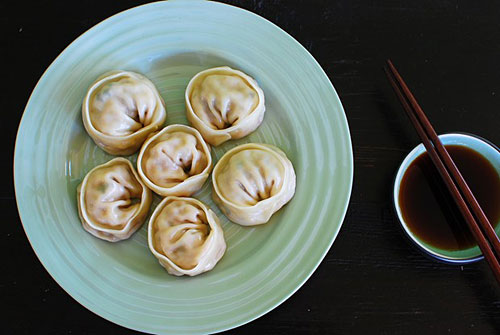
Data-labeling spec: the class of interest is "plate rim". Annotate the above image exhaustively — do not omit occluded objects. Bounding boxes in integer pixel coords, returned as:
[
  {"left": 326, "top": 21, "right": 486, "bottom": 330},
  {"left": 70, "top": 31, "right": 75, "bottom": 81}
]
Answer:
[{"left": 13, "top": 1, "right": 354, "bottom": 333}]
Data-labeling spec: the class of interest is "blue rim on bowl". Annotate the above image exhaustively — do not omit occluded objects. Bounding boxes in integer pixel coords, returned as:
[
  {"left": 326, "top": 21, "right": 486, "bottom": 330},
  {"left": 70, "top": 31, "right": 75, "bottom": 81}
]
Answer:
[{"left": 393, "top": 132, "right": 500, "bottom": 264}]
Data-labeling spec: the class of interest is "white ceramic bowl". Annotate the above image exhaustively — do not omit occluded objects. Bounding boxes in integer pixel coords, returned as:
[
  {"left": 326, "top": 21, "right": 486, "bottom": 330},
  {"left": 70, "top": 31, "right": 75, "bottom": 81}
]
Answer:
[{"left": 393, "top": 133, "right": 500, "bottom": 263}]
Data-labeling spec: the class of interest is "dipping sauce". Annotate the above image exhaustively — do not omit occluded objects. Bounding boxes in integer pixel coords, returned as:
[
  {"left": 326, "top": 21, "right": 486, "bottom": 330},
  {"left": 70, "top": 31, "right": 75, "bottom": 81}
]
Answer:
[{"left": 399, "top": 145, "right": 500, "bottom": 250}]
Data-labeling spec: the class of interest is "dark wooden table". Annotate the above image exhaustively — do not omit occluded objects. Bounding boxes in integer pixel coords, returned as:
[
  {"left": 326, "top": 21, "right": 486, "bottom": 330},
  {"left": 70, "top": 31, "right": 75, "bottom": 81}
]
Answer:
[{"left": 4, "top": 1, "right": 500, "bottom": 334}]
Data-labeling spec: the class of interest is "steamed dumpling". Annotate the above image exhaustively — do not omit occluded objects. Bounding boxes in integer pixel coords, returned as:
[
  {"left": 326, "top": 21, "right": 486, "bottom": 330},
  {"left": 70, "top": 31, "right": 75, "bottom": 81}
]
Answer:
[
  {"left": 185, "top": 66, "right": 265, "bottom": 146},
  {"left": 212, "top": 143, "right": 296, "bottom": 226},
  {"left": 137, "top": 124, "right": 212, "bottom": 196},
  {"left": 77, "top": 158, "right": 152, "bottom": 242},
  {"left": 82, "top": 70, "right": 166, "bottom": 155},
  {"left": 148, "top": 196, "right": 226, "bottom": 276}
]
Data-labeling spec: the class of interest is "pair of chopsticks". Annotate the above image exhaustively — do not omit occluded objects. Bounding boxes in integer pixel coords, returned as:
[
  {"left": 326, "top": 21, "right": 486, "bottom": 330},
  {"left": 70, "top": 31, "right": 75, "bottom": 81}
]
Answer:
[{"left": 384, "top": 60, "right": 500, "bottom": 283}]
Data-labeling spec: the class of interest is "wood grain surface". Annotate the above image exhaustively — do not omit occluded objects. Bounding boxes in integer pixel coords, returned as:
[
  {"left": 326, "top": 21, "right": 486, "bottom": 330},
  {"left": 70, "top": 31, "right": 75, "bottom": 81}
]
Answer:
[{"left": 3, "top": 1, "right": 500, "bottom": 334}]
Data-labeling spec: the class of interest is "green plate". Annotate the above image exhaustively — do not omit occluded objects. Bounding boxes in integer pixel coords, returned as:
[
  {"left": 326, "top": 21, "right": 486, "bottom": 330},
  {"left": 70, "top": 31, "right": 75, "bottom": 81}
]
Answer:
[{"left": 14, "top": 1, "right": 353, "bottom": 334}]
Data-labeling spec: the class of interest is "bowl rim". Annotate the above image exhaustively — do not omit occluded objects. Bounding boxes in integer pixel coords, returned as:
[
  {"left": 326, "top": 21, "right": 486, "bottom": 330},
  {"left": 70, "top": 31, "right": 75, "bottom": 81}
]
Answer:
[{"left": 393, "top": 132, "right": 500, "bottom": 264}]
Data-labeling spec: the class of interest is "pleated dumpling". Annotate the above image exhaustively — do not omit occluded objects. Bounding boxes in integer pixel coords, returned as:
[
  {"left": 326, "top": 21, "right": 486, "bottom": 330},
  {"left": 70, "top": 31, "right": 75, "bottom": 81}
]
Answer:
[
  {"left": 82, "top": 70, "right": 166, "bottom": 155},
  {"left": 185, "top": 66, "right": 265, "bottom": 146},
  {"left": 212, "top": 143, "right": 296, "bottom": 226},
  {"left": 148, "top": 196, "right": 226, "bottom": 276},
  {"left": 137, "top": 124, "right": 212, "bottom": 196},
  {"left": 77, "top": 158, "right": 152, "bottom": 242}
]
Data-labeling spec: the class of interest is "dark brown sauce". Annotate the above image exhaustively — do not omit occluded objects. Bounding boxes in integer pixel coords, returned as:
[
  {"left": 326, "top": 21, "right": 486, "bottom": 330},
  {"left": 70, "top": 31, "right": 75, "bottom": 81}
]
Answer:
[{"left": 399, "top": 145, "right": 500, "bottom": 250}]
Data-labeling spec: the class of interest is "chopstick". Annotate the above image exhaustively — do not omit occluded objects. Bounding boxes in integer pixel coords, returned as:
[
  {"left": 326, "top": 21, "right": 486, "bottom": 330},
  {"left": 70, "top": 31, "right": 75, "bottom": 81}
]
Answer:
[{"left": 384, "top": 59, "right": 500, "bottom": 283}]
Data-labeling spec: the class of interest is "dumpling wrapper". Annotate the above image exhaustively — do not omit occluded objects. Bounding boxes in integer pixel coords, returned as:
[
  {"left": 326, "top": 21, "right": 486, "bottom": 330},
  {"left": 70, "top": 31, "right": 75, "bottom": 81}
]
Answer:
[
  {"left": 82, "top": 70, "right": 166, "bottom": 155},
  {"left": 137, "top": 124, "right": 212, "bottom": 197},
  {"left": 148, "top": 196, "right": 226, "bottom": 276},
  {"left": 77, "top": 158, "right": 152, "bottom": 242},
  {"left": 212, "top": 143, "right": 296, "bottom": 226},
  {"left": 185, "top": 66, "right": 265, "bottom": 146}
]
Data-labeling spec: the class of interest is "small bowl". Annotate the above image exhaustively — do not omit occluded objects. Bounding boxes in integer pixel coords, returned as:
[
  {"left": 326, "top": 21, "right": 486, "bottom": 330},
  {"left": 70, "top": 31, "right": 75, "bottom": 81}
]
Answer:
[{"left": 393, "top": 133, "right": 500, "bottom": 264}]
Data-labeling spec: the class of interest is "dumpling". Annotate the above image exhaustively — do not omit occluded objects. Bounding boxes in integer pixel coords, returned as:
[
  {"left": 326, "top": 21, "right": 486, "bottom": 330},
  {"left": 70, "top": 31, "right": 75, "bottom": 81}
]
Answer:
[
  {"left": 137, "top": 124, "right": 212, "bottom": 196},
  {"left": 212, "top": 143, "right": 296, "bottom": 226},
  {"left": 185, "top": 66, "right": 265, "bottom": 146},
  {"left": 82, "top": 70, "right": 167, "bottom": 155},
  {"left": 148, "top": 196, "right": 226, "bottom": 276},
  {"left": 77, "top": 158, "right": 152, "bottom": 242}
]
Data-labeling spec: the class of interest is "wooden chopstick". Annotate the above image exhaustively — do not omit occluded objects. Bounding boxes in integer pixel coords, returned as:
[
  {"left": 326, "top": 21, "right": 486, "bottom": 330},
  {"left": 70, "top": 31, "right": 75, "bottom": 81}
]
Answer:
[
  {"left": 384, "top": 60, "right": 500, "bottom": 283},
  {"left": 386, "top": 60, "right": 500, "bottom": 255}
]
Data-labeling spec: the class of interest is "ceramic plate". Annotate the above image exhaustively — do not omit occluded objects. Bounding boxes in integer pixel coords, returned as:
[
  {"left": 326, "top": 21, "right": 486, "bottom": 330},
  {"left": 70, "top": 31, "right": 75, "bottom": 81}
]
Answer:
[{"left": 14, "top": 1, "right": 353, "bottom": 334}]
